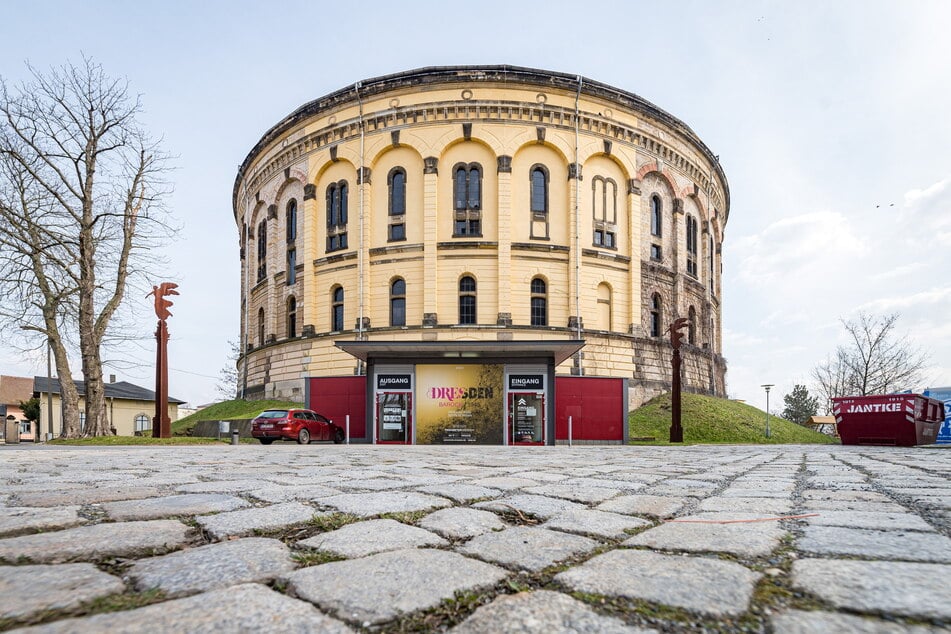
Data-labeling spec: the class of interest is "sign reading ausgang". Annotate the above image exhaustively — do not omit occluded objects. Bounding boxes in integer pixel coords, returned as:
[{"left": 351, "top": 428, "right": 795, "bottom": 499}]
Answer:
[
  {"left": 377, "top": 374, "right": 411, "bottom": 390},
  {"left": 508, "top": 375, "right": 543, "bottom": 390}
]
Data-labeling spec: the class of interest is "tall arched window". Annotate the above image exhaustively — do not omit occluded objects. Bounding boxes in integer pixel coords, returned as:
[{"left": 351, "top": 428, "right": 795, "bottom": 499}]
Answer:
[
  {"left": 709, "top": 235, "right": 716, "bottom": 293},
  {"left": 650, "top": 196, "right": 662, "bottom": 237},
  {"left": 592, "top": 176, "right": 617, "bottom": 248},
  {"left": 286, "top": 199, "right": 297, "bottom": 242},
  {"left": 650, "top": 294, "right": 662, "bottom": 337},
  {"left": 530, "top": 277, "right": 547, "bottom": 326},
  {"left": 530, "top": 166, "right": 548, "bottom": 215},
  {"left": 287, "top": 296, "right": 297, "bottom": 338},
  {"left": 458, "top": 276, "right": 476, "bottom": 325},
  {"left": 686, "top": 214, "right": 698, "bottom": 277},
  {"left": 688, "top": 306, "right": 697, "bottom": 345},
  {"left": 453, "top": 164, "right": 482, "bottom": 236},
  {"left": 390, "top": 278, "right": 406, "bottom": 327},
  {"left": 256, "top": 219, "right": 267, "bottom": 282},
  {"left": 331, "top": 287, "right": 344, "bottom": 332},
  {"left": 258, "top": 307, "right": 265, "bottom": 346},
  {"left": 326, "top": 181, "right": 349, "bottom": 252},
  {"left": 388, "top": 168, "right": 407, "bottom": 242},
  {"left": 597, "top": 283, "right": 612, "bottom": 331}
]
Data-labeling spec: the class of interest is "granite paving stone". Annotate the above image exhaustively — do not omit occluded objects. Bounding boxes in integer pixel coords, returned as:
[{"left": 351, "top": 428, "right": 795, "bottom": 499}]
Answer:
[
  {"left": 624, "top": 512, "right": 786, "bottom": 557},
  {"left": 297, "top": 518, "right": 447, "bottom": 557},
  {"left": 195, "top": 501, "right": 319, "bottom": 540},
  {"left": 458, "top": 526, "right": 597, "bottom": 571},
  {"left": 473, "top": 494, "right": 587, "bottom": 520},
  {"left": 805, "top": 510, "right": 936, "bottom": 531},
  {"left": 770, "top": 609, "right": 941, "bottom": 633},
  {"left": 522, "top": 484, "right": 621, "bottom": 504},
  {"left": 451, "top": 590, "right": 653, "bottom": 633},
  {"left": 319, "top": 491, "right": 452, "bottom": 517},
  {"left": 798, "top": 525, "right": 951, "bottom": 562},
  {"left": 467, "top": 476, "right": 540, "bottom": 490},
  {"left": 801, "top": 489, "right": 892, "bottom": 502},
  {"left": 100, "top": 493, "right": 251, "bottom": 521},
  {"left": 0, "top": 507, "right": 84, "bottom": 537},
  {"left": 697, "top": 496, "right": 794, "bottom": 515},
  {"left": 418, "top": 507, "right": 507, "bottom": 540},
  {"left": 792, "top": 559, "right": 951, "bottom": 619},
  {"left": 13, "top": 486, "right": 163, "bottom": 508},
  {"left": 542, "top": 509, "right": 652, "bottom": 539},
  {"left": 0, "top": 520, "right": 191, "bottom": 564},
  {"left": 555, "top": 549, "right": 761, "bottom": 617},
  {"left": 596, "top": 495, "right": 685, "bottom": 518},
  {"left": 414, "top": 483, "right": 502, "bottom": 503},
  {"left": 175, "top": 479, "right": 266, "bottom": 493},
  {"left": 11, "top": 583, "right": 354, "bottom": 633},
  {"left": 246, "top": 484, "right": 342, "bottom": 503},
  {"left": 0, "top": 563, "right": 124, "bottom": 620},
  {"left": 284, "top": 548, "right": 507, "bottom": 625},
  {"left": 127, "top": 537, "right": 296, "bottom": 596},
  {"left": 800, "top": 499, "right": 907, "bottom": 513}
]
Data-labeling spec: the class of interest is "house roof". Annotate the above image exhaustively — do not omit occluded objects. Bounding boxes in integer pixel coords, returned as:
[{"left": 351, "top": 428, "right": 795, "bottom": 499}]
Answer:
[
  {"left": 33, "top": 376, "right": 185, "bottom": 405},
  {"left": 0, "top": 375, "right": 34, "bottom": 406}
]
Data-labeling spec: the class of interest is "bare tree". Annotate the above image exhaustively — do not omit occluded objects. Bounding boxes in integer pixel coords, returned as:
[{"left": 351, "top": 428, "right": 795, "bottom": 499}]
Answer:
[
  {"left": 0, "top": 58, "right": 172, "bottom": 436},
  {"left": 812, "top": 312, "right": 928, "bottom": 412},
  {"left": 215, "top": 340, "right": 241, "bottom": 400}
]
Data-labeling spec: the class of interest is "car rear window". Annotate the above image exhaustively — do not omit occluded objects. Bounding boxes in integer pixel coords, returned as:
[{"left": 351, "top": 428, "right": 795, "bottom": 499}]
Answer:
[{"left": 257, "top": 410, "right": 288, "bottom": 419}]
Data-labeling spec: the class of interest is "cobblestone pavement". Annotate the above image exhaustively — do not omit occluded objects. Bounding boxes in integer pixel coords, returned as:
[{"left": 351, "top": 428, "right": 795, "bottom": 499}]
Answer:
[{"left": 1, "top": 444, "right": 949, "bottom": 632}]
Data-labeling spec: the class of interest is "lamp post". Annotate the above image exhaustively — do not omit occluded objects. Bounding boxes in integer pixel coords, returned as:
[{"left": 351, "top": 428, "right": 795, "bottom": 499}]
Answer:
[{"left": 761, "top": 384, "right": 774, "bottom": 439}]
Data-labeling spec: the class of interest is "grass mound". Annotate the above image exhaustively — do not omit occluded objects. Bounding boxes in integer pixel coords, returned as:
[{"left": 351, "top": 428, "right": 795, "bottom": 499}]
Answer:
[
  {"left": 172, "top": 398, "right": 303, "bottom": 436},
  {"left": 629, "top": 392, "right": 838, "bottom": 444}
]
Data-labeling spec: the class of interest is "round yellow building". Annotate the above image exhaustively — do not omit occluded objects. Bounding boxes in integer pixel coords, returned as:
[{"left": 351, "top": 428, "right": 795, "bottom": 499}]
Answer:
[{"left": 234, "top": 66, "right": 728, "bottom": 414}]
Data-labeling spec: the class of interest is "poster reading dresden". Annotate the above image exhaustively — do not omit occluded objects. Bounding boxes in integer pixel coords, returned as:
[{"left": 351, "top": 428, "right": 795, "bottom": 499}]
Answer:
[{"left": 416, "top": 364, "right": 504, "bottom": 444}]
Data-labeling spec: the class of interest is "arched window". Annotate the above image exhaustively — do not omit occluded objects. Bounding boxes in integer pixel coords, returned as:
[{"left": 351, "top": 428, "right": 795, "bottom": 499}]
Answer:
[
  {"left": 388, "top": 168, "right": 407, "bottom": 242},
  {"left": 530, "top": 277, "right": 547, "bottom": 326},
  {"left": 331, "top": 287, "right": 344, "bottom": 332},
  {"left": 258, "top": 307, "right": 265, "bottom": 346},
  {"left": 688, "top": 306, "right": 697, "bottom": 345},
  {"left": 390, "top": 278, "right": 406, "bottom": 327},
  {"left": 326, "top": 181, "right": 349, "bottom": 252},
  {"left": 287, "top": 296, "right": 297, "bottom": 338},
  {"left": 134, "top": 413, "right": 150, "bottom": 435},
  {"left": 650, "top": 294, "right": 662, "bottom": 337},
  {"left": 709, "top": 235, "right": 716, "bottom": 293},
  {"left": 286, "top": 199, "right": 297, "bottom": 242},
  {"left": 597, "top": 283, "right": 612, "bottom": 331},
  {"left": 453, "top": 164, "right": 482, "bottom": 236},
  {"left": 530, "top": 166, "right": 548, "bottom": 215},
  {"left": 650, "top": 196, "right": 662, "bottom": 237},
  {"left": 458, "top": 276, "right": 476, "bottom": 325},
  {"left": 592, "top": 176, "right": 617, "bottom": 248},
  {"left": 256, "top": 220, "right": 267, "bottom": 282},
  {"left": 686, "top": 215, "right": 698, "bottom": 277}
]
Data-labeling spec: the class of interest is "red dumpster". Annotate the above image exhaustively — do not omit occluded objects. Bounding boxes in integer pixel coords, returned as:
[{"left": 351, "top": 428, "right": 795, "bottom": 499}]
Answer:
[{"left": 832, "top": 394, "right": 945, "bottom": 446}]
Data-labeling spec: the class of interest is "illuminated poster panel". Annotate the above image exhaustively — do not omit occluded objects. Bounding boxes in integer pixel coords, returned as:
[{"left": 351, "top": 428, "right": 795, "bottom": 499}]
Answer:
[{"left": 416, "top": 364, "right": 504, "bottom": 444}]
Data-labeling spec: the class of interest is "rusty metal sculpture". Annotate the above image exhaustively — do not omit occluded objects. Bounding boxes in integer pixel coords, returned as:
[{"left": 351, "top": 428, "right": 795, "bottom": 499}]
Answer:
[
  {"left": 147, "top": 282, "right": 179, "bottom": 438},
  {"left": 668, "top": 317, "right": 689, "bottom": 443}
]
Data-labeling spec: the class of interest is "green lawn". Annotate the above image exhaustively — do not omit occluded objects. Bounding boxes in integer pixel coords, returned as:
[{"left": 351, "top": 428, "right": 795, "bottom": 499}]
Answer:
[
  {"left": 629, "top": 392, "right": 838, "bottom": 445},
  {"left": 48, "top": 436, "right": 248, "bottom": 446},
  {"left": 172, "top": 399, "right": 303, "bottom": 436}
]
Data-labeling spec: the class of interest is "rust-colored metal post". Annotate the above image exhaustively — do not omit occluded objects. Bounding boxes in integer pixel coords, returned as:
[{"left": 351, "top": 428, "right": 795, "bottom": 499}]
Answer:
[
  {"left": 668, "top": 318, "right": 689, "bottom": 443},
  {"left": 148, "top": 282, "right": 179, "bottom": 439}
]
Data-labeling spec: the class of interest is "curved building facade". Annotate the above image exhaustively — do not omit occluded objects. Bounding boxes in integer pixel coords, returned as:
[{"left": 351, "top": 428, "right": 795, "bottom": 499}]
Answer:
[{"left": 234, "top": 66, "right": 728, "bottom": 413}]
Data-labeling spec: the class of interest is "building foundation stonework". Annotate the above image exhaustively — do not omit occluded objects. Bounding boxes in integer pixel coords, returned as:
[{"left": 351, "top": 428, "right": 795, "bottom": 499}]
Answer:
[{"left": 234, "top": 66, "right": 728, "bottom": 412}]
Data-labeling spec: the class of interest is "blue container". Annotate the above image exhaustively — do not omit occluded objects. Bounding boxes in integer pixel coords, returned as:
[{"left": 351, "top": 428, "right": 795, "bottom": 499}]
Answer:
[{"left": 923, "top": 387, "right": 951, "bottom": 444}]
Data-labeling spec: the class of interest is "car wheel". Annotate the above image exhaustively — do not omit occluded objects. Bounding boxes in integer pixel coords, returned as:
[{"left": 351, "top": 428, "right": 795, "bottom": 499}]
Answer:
[
  {"left": 258, "top": 438, "right": 274, "bottom": 445},
  {"left": 297, "top": 428, "right": 310, "bottom": 444},
  {"left": 333, "top": 428, "right": 345, "bottom": 444}
]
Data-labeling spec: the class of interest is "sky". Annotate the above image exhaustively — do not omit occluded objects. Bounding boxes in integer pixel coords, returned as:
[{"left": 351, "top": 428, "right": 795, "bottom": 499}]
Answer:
[{"left": 2, "top": 0, "right": 950, "bottom": 412}]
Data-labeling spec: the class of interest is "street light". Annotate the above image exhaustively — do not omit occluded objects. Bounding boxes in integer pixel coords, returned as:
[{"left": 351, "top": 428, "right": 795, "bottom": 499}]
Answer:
[{"left": 761, "top": 384, "right": 774, "bottom": 439}]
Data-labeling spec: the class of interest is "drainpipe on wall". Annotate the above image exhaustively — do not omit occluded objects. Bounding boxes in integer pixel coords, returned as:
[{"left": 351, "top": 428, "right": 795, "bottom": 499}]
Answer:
[
  {"left": 241, "top": 189, "right": 250, "bottom": 398},
  {"left": 355, "top": 81, "right": 366, "bottom": 375},
  {"left": 574, "top": 75, "right": 583, "bottom": 373}
]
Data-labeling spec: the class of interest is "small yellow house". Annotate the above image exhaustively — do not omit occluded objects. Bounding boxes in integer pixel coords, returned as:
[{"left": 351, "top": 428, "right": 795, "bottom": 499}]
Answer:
[{"left": 33, "top": 376, "right": 184, "bottom": 437}]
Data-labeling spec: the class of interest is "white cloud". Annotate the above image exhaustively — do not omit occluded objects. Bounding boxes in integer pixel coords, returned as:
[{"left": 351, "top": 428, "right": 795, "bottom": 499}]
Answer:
[{"left": 857, "top": 287, "right": 951, "bottom": 314}]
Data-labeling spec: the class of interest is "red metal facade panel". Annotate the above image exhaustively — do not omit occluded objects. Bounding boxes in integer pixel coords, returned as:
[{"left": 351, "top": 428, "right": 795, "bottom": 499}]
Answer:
[
  {"left": 554, "top": 377, "right": 624, "bottom": 441},
  {"left": 308, "top": 377, "right": 367, "bottom": 440}
]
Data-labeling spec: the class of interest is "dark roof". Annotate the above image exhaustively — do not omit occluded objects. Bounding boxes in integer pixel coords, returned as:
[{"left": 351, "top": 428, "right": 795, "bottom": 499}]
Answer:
[
  {"left": 33, "top": 377, "right": 185, "bottom": 405},
  {"left": 336, "top": 339, "right": 585, "bottom": 366}
]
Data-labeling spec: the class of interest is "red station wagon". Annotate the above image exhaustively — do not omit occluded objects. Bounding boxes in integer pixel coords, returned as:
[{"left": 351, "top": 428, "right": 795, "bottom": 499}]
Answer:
[{"left": 251, "top": 409, "right": 345, "bottom": 445}]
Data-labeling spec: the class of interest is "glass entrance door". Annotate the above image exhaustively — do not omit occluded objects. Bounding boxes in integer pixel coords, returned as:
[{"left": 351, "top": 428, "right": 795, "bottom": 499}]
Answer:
[
  {"left": 377, "top": 392, "right": 412, "bottom": 444},
  {"left": 509, "top": 392, "right": 544, "bottom": 445}
]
